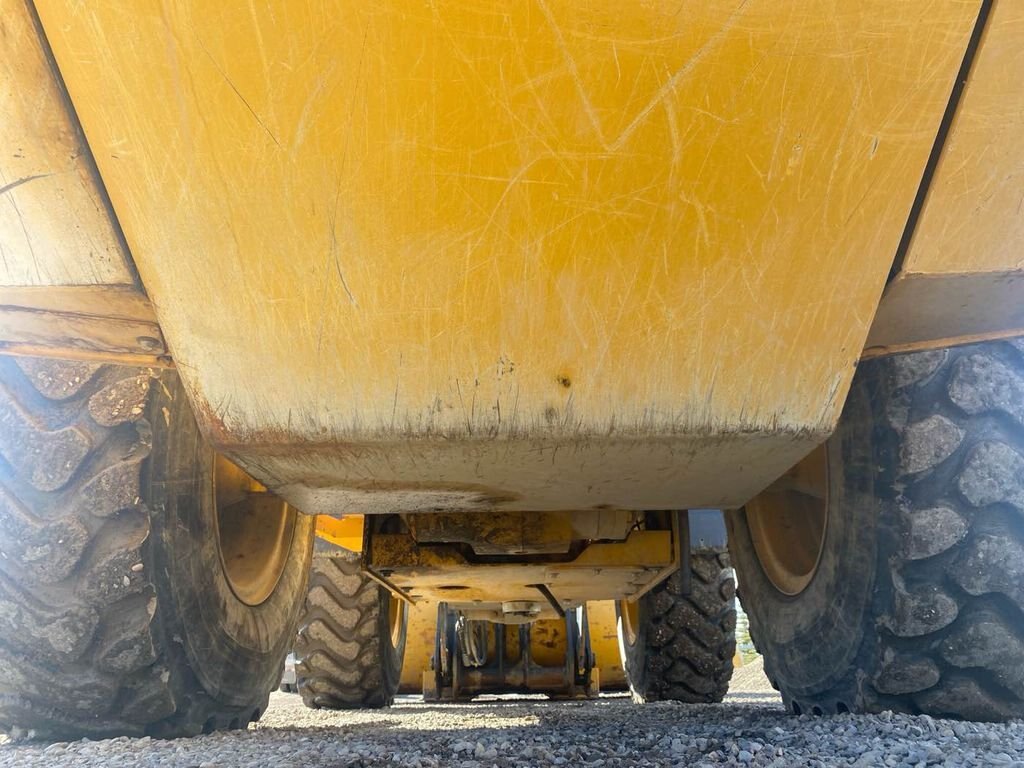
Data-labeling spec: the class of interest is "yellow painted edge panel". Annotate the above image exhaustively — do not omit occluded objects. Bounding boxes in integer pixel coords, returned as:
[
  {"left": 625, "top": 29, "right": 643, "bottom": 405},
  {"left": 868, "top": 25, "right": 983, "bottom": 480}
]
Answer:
[
  {"left": 865, "top": 271, "right": 1024, "bottom": 354},
  {"left": 259, "top": 429, "right": 819, "bottom": 513},
  {"left": 0, "top": 303, "right": 166, "bottom": 360},
  {"left": 903, "top": 1, "right": 1024, "bottom": 275},
  {"left": 0, "top": 284, "right": 157, "bottom": 322},
  {"left": 0, "top": 284, "right": 168, "bottom": 363},
  {"left": 0, "top": 0, "right": 135, "bottom": 287}
]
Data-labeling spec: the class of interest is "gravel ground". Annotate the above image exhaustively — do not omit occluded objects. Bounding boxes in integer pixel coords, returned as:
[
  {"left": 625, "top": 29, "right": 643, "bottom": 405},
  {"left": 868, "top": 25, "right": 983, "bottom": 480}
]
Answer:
[{"left": 3, "top": 659, "right": 1024, "bottom": 767}]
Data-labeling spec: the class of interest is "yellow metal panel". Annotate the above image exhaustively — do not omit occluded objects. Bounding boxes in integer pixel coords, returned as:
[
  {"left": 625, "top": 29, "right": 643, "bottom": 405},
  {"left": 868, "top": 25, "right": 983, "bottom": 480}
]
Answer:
[
  {"left": 0, "top": 0, "right": 134, "bottom": 286},
  {"left": 35, "top": 1, "right": 978, "bottom": 511},
  {"left": 373, "top": 529, "right": 682, "bottom": 614},
  {"left": 399, "top": 600, "right": 438, "bottom": 693},
  {"left": 314, "top": 514, "right": 364, "bottom": 553},
  {"left": 530, "top": 619, "right": 569, "bottom": 668},
  {"left": 867, "top": 3, "right": 1024, "bottom": 353},
  {"left": 0, "top": 1, "right": 163, "bottom": 363},
  {"left": 902, "top": 2, "right": 1024, "bottom": 276},
  {"left": 865, "top": 272, "right": 1024, "bottom": 355},
  {"left": 586, "top": 600, "right": 627, "bottom": 690}
]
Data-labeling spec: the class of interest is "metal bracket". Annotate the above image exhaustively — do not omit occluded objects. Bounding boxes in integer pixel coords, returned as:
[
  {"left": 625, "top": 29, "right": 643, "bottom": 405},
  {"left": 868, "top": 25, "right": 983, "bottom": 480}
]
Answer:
[
  {"left": 688, "top": 508, "right": 729, "bottom": 550},
  {"left": 529, "top": 583, "right": 566, "bottom": 618},
  {"left": 629, "top": 508, "right": 728, "bottom": 599}
]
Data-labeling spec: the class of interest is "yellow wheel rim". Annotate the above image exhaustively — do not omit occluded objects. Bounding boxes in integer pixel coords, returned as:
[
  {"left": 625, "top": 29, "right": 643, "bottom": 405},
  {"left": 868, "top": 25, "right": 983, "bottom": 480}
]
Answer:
[
  {"left": 214, "top": 455, "right": 297, "bottom": 606},
  {"left": 745, "top": 444, "right": 829, "bottom": 596},
  {"left": 388, "top": 596, "right": 406, "bottom": 648},
  {"left": 619, "top": 598, "right": 640, "bottom": 646}
]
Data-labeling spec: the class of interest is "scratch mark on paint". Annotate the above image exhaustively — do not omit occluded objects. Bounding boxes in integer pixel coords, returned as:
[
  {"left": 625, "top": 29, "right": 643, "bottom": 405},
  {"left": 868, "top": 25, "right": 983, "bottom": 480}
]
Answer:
[
  {"left": 328, "top": 187, "right": 357, "bottom": 305},
  {"left": 535, "top": 0, "right": 605, "bottom": 143},
  {"left": 482, "top": 160, "right": 542, "bottom": 231},
  {"left": 327, "top": 28, "right": 369, "bottom": 308},
  {"left": 0, "top": 171, "right": 40, "bottom": 278},
  {"left": 678, "top": 188, "right": 711, "bottom": 248},
  {"left": 455, "top": 378, "right": 472, "bottom": 435},
  {"left": 0, "top": 173, "right": 54, "bottom": 197},
  {"left": 194, "top": 32, "right": 282, "bottom": 148},
  {"left": 610, "top": 0, "right": 749, "bottom": 151},
  {"left": 391, "top": 354, "right": 402, "bottom": 429},
  {"left": 663, "top": 101, "right": 682, "bottom": 169},
  {"left": 292, "top": 65, "right": 337, "bottom": 153},
  {"left": 316, "top": 29, "right": 369, "bottom": 352},
  {"left": 332, "top": 255, "right": 357, "bottom": 304},
  {"left": 434, "top": 173, "right": 562, "bottom": 186}
]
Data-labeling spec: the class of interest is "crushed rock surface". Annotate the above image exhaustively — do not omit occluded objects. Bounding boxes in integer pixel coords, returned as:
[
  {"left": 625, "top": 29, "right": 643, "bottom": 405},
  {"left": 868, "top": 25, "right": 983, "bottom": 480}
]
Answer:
[{"left": 3, "top": 660, "right": 1024, "bottom": 767}]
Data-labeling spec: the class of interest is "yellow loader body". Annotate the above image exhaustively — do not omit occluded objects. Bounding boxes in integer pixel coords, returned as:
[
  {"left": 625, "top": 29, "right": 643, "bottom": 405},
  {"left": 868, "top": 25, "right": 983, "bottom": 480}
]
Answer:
[{"left": 4, "top": 1, "right": 1020, "bottom": 518}]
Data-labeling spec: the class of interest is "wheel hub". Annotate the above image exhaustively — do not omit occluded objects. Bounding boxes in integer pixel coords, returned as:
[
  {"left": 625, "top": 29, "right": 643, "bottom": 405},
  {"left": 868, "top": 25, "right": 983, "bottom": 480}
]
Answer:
[
  {"left": 214, "top": 455, "right": 297, "bottom": 606},
  {"left": 744, "top": 444, "right": 829, "bottom": 596}
]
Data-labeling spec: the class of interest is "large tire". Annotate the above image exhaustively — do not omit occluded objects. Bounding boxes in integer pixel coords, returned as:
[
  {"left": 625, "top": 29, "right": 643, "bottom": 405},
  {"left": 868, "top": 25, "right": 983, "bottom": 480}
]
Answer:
[
  {"left": 0, "top": 357, "right": 315, "bottom": 738},
  {"left": 617, "top": 551, "right": 736, "bottom": 703},
  {"left": 295, "top": 550, "right": 407, "bottom": 709},
  {"left": 730, "top": 338, "right": 1024, "bottom": 721}
]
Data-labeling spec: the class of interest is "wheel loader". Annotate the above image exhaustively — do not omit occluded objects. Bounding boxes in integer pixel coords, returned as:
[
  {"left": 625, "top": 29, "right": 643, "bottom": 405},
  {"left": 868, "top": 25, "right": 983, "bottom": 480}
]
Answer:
[{"left": 1, "top": 0, "right": 1022, "bottom": 739}]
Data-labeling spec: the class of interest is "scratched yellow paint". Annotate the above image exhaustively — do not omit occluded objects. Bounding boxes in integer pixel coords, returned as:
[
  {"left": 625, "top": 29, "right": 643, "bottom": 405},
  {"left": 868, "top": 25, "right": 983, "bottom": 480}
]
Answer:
[{"left": 34, "top": 1, "right": 978, "bottom": 510}]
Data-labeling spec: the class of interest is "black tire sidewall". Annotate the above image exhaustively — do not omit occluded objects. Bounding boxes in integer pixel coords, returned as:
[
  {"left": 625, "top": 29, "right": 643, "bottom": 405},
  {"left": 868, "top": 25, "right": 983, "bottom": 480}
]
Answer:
[
  {"left": 143, "top": 372, "right": 315, "bottom": 710},
  {"left": 728, "top": 365, "right": 884, "bottom": 704}
]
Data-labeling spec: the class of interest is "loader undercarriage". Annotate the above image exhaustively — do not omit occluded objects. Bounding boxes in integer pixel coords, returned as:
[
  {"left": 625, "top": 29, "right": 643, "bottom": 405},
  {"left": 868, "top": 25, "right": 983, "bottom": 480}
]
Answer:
[
  {"left": 350, "top": 509, "right": 731, "bottom": 703},
  {"left": 426, "top": 606, "right": 597, "bottom": 701},
  {"left": 362, "top": 511, "right": 682, "bottom": 623}
]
